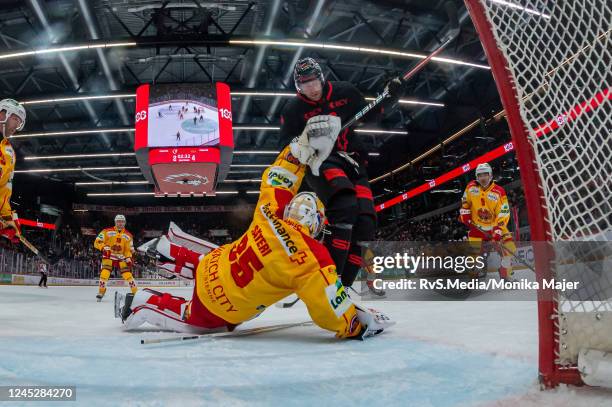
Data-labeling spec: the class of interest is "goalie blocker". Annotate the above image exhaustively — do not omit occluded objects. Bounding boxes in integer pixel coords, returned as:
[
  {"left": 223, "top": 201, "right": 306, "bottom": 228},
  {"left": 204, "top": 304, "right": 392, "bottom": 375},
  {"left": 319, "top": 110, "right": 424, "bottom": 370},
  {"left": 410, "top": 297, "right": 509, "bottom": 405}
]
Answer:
[{"left": 120, "top": 146, "right": 394, "bottom": 339}]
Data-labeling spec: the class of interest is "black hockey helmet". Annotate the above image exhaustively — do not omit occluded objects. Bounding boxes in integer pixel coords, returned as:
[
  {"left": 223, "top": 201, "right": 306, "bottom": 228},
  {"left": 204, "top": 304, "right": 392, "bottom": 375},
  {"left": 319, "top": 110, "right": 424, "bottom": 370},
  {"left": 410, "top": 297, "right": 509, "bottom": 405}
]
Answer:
[{"left": 293, "top": 57, "right": 324, "bottom": 92}]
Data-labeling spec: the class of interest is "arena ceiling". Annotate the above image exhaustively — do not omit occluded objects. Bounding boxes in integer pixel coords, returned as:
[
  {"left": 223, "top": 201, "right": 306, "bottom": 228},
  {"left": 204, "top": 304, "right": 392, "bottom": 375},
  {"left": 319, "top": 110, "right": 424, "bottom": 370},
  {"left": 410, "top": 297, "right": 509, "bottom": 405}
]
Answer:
[{"left": 0, "top": 0, "right": 504, "bottom": 206}]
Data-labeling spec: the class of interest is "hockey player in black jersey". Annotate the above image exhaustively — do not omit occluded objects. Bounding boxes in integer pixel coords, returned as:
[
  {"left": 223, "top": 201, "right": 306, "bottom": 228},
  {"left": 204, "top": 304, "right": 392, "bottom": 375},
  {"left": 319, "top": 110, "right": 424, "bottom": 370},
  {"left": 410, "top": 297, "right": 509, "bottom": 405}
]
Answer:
[{"left": 279, "top": 57, "right": 401, "bottom": 290}]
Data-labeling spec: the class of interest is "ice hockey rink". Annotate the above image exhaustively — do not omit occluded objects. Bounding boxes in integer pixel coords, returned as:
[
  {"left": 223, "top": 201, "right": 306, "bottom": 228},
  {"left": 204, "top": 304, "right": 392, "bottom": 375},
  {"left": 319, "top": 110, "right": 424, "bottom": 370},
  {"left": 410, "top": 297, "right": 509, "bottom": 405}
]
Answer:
[
  {"left": 148, "top": 102, "right": 219, "bottom": 147},
  {"left": 1, "top": 284, "right": 610, "bottom": 407}
]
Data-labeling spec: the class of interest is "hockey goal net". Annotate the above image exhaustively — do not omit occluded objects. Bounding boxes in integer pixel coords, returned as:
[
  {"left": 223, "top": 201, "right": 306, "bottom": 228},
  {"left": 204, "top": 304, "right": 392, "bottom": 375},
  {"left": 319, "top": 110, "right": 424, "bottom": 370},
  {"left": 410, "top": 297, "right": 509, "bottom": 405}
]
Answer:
[{"left": 465, "top": 0, "right": 611, "bottom": 387}]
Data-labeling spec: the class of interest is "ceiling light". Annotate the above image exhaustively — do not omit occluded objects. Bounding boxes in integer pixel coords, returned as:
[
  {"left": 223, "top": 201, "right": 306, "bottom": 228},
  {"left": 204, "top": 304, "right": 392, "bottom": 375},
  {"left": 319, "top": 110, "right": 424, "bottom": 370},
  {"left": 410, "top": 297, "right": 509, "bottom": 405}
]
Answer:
[
  {"left": 0, "top": 42, "right": 137, "bottom": 60},
  {"left": 15, "top": 166, "right": 140, "bottom": 173},
  {"left": 25, "top": 152, "right": 135, "bottom": 160},
  {"left": 12, "top": 128, "right": 134, "bottom": 139}
]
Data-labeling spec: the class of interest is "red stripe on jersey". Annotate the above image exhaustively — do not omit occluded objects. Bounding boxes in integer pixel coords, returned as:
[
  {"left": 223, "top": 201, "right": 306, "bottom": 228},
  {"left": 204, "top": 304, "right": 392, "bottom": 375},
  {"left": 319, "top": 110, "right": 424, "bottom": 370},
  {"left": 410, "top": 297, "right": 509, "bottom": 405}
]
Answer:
[
  {"left": 302, "top": 234, "right": 335, "bottom": 270},
  {"left": 297, "top": 92, "right": 317, "bottom": 106},
  {"left": 274, "top": 188, "right": 294, "bottom": 218},
  {"left": 331, "top": 238, "right": 350, "bottom": 251},
  {"left": 323, "top": 168, "right": 347, "bottom": 181},
  {"left": 355, "top": 185, "right": 373, "bottom": 200},
  {"left": 348, "top": 254, "right": 363, "bottom": 266},
  {"left": 319, "top": 269, "right": 330, "bottom": 285}
]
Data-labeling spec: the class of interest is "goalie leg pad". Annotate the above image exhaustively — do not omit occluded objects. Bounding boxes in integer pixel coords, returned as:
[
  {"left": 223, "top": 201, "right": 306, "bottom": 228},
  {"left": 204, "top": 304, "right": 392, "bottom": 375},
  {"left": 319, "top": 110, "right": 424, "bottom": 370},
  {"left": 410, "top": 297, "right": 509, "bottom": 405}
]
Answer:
[
  {"left": 154, "top": 235, "right": 203, "bottom": 279},
  {"left": 123, "top": 289, "right": 192, "bottom": 331}
]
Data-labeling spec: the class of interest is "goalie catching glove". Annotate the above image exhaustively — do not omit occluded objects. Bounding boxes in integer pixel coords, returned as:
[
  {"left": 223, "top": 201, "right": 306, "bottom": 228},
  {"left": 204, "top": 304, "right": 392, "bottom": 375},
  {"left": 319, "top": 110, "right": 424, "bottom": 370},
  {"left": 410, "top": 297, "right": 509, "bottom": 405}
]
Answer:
[{"left": 290, "top": 115, "right": 341, "bottom": 176}]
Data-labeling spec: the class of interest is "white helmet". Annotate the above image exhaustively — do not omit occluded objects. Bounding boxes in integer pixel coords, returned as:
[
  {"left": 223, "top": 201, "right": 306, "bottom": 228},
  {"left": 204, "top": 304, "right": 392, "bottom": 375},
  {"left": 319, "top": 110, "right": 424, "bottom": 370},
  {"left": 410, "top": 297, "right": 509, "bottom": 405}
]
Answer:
[
  {"left": 475, "top": 163, "right": 493, "bottom": 176},
  {"left": 283, "top": 192, "right": 326, "bottom": 238},
  {"left": 0, "top": 98, "right": 26, "bottom": 132},
  {"left": 115, "top": 214, "right": 126, "bottom": 223}
]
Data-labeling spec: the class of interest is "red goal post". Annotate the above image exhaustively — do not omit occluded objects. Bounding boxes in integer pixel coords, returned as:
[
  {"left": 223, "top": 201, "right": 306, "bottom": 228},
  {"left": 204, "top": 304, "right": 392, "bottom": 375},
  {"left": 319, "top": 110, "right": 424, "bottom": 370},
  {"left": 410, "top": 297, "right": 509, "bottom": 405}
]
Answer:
[{"left": 465, "top": 0, "right": 611, "bottom": 388}]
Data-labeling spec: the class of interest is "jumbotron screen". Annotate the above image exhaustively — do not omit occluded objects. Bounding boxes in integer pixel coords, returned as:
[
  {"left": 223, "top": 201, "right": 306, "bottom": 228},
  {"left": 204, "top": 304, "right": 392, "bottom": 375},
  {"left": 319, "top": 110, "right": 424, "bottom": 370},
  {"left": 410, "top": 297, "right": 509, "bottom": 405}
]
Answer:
[
  {"left": 134, "top": 82, "right": 234, "bottom": 195},
  {"left": 134, "top": 83, "right": 232, "bottom": 149}
]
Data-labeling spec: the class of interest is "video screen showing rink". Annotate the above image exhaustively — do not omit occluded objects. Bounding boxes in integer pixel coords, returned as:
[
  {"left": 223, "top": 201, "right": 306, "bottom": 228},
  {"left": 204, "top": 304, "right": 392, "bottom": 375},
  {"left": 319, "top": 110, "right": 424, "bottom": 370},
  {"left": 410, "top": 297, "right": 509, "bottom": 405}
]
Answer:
[{"left": 146, "top": 83, "right": 221, "bottom": 148}]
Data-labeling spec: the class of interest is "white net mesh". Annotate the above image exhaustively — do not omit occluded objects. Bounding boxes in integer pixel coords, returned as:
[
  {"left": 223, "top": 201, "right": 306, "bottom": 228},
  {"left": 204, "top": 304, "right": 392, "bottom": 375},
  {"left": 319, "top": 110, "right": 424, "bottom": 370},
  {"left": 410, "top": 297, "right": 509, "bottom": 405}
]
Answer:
[{"left": 474, "top": 0, "right": 611, "bottom": 370}]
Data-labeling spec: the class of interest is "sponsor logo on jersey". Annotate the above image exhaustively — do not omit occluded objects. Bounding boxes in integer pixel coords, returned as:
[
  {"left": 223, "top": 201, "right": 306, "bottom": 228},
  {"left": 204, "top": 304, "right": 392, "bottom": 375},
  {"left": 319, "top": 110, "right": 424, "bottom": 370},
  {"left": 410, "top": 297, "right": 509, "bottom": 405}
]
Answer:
[
  {"left": 326, "top": 280, "right": 351, "bottom": 317},
  {"left": 96, "top": 233, "right": 104, "bottom": 240},
  {"left": 285, "top": 151, "right": 300, "bottom": 165},
  {"left": 477, "top": 208, "right": 493, "bottom": 222},
  {"left": 329, "top": 98, "right": 349, "bottom": 109},
  {"left": 487, "top": 192, "right": 499, "bottom": 201},
  {"left": 290, "top": 250, "right": 308, "bottom": 265},
  {"left": 469, "top": 187, "right": 480, "bottom": 195},
  {"left": 260, "top": 203, "right": 298, "bottom": 256},
  {"left": 266, "top": 166, "right": 297, "bottom": 189},
  {"left": 5, "top": 147, "right": 14, "bottom": 163}
]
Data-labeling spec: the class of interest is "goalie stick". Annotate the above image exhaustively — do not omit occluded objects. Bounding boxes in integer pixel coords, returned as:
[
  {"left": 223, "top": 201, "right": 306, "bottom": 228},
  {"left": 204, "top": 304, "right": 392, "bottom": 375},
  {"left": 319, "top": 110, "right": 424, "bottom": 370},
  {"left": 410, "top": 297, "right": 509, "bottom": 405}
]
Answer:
[{"left": 140, "top": 321, "right": 314, "bottom": 345}]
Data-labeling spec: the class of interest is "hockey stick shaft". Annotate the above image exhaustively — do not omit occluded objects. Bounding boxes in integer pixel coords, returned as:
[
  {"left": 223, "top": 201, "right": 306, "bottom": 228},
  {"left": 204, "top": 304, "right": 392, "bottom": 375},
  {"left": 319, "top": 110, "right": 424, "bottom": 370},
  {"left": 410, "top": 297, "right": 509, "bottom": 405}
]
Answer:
[
  {"left": 471, "top": 224, "right": 536, "bottom": 273},
  {"left": 0, "top": 219, "right": 51, "bottom": 264},
  {"left": 141, "top": 321, "right": 313, "bottom": 345},
  {"left": 340, "top": 5, "right": 459, "bottom": 132},
  {"left": 18, "top": 234, "right": 50, "bottom": 264}
]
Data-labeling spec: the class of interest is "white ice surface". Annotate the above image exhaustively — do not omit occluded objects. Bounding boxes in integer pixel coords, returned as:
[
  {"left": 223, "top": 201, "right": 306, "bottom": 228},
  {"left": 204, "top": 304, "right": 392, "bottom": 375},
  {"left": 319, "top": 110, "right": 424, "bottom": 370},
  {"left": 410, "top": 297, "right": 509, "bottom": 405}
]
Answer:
[{"left": 1, "top": 285, "right": 611, "bottom": 406}]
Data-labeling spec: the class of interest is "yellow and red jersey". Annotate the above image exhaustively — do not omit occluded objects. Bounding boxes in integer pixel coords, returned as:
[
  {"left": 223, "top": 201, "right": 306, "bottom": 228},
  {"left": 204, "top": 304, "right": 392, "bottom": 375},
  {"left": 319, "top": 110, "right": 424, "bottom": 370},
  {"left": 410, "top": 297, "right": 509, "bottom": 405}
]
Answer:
[
  {"left": 0, "top": 138, "right": 17, "bottom": 217},
  {"left": 94, "top": 226, "right": 135, "bottom": 259},
  {"left": 461, "top": 180, "right": 511, "bottom": 232},
  {"left": 193, "top": 146, "right": 361, "bottom": 338}
]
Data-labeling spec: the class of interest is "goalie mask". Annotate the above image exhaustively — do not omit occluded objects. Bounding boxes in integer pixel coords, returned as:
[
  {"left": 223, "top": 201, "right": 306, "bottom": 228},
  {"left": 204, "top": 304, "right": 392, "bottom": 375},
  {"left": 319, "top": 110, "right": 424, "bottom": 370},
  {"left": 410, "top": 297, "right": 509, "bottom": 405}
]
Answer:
[{"left": 283, "top": 192, "right": 326, "bottom": 239}]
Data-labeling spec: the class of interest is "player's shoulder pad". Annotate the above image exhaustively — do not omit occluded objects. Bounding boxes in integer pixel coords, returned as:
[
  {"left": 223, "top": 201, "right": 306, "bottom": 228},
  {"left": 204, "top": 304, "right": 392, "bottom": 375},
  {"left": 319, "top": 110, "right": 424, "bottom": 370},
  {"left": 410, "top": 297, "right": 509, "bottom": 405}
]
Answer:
[
  {"left": 122, "top": 229, "right": 133, "bottom": 239},
  {"left": 490, "top": 183, "right": 507, "bottom": 196},
  {"left": 466, "top": 180, "right": 478, "bottom": 188},
  {"left": 102, "top": 227, "right": 114, "bottom": 232}
]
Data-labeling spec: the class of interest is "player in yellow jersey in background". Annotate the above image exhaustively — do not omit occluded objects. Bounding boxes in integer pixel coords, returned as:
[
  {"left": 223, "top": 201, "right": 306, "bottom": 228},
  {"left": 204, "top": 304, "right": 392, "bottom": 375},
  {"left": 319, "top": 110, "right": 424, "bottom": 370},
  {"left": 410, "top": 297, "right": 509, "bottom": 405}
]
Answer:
[
  {"left": 117, "top": 115, "right": 393, "bottom": 339},
  {"left": 0, "top": 99, "right": 26, "bottom": 244},
  {"left": 459, "top": 163, "right": 517, "bottom": 281},
  {"left": 94, "top": 214, "right": 137, "bottom": 301}
]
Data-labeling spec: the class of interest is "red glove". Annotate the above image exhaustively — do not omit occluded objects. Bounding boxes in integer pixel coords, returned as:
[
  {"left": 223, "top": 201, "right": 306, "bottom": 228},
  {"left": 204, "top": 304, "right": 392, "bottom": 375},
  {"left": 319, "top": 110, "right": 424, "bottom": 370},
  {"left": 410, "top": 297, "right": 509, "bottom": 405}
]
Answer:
[
  {"left": 102, "top": 246, "right": 111, "bottom": 259},
  {"left": 459, "top": 208, "right": 472, "bottom": 226},
  {"left": 492, "top": 227, "right": 503, "bottom": 242}
]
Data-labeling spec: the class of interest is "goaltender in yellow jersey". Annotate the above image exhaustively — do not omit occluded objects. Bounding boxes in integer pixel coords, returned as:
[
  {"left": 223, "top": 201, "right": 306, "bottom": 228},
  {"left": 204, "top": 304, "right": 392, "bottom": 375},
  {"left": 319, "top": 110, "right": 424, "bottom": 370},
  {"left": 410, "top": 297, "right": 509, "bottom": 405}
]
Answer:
[{"left": 117, "top": 115, "right": 393, "bottom": 340}]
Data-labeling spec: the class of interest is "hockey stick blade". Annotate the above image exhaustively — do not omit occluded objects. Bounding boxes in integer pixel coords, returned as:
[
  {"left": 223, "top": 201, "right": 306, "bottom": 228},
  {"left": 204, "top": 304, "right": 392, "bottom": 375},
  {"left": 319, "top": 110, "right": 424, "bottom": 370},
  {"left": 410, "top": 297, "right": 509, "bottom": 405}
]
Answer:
[
  {"left": 141, "top": 321, "right": 314, "bottom": 345},
  {"left": 275, "top": 297, "right": 301, "bottom": 308}
]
